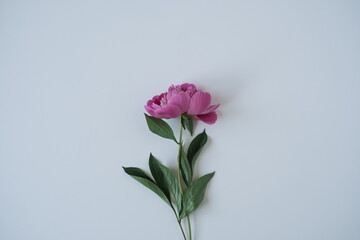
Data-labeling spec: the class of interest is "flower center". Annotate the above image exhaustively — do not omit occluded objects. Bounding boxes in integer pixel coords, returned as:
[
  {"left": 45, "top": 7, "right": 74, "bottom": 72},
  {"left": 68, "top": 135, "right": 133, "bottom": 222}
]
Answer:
[{"left": 160, "top": 95, "right": 168, "bottom": 106}]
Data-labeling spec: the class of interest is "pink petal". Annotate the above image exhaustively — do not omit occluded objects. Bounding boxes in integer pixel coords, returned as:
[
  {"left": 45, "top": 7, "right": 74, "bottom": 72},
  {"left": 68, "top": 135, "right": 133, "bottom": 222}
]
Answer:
[
  {"left": 180, "top": 83, "right": 196, "bottom": 90},
  {"left": 145, "top": 105, "right": 162, "bottom": 118},
  {"left": 180, "top": 83, "right": 197, "bottom": 96},
  {"left": 187, "top": 91, "right": 211, "bottom": 115},
  {"left": 168, "top": 92, "right": 190, "bottom": 113},
  {"left": 151, "top": 102, "right": 161, "bottom": 110},
  {"left": 151, "top": 93, "right": 164, "bottom": 105},
  {"left": 157, "top": 105, "right": 182, "bottom": 118},
  {"left": 201, "top": 104, "right": 220, "bottom": 115},
  {"left": 196, "top": 111, "right": 218, "bottom": 124}
]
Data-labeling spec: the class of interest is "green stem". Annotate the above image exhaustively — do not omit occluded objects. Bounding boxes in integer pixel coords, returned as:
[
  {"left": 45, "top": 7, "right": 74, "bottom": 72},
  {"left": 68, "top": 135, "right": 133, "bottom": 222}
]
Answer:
[
  {"left": 177, "top": 119, "right": 184, "bottom": 195},
  {"left": 187, "top": 215, "right": 192, "bottom": 240},
  {"left": 177, "top": 116, "right": 192, "bottom": 240},
  {"left": 172, "top": 208, "right": 187, "bottom": 240}
]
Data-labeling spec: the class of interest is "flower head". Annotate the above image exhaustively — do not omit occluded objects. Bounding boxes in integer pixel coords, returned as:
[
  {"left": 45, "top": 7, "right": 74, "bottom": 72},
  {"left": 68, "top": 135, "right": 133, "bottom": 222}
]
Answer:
[{"left": 145, "top": 83, "right": 219, "bottom": 124}]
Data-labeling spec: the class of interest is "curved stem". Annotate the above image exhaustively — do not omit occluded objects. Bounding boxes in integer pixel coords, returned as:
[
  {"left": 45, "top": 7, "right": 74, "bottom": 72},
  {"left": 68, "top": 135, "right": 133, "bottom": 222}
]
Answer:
[
  {"left": 177, "top": 117, "right": 192, "bottom": 240},
  {"left": 178, "top": 219, "right": 187, "bottom": 240},
  {"left": 172, "top": 208, "right": 187, "bottom": 240},
  {"left": 187, "top": 215, "right": 192, "bottom": 240}
]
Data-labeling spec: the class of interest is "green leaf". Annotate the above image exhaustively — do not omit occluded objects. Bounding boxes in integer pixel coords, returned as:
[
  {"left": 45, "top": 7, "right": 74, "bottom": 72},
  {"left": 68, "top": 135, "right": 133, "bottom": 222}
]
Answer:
[
  {"left": 145, "top": 114, "right": 178, "bottom": 143},
  {"left": 181, "top": 116, "right": 194, "bottom": 136},
  {"left": 149, "top": 153, "right": 170, "bottom": 200},
  {"left": 158, "top": 164, "right": 182, "bottom": 213},
  {"left": 123, "top": 167, "right": 171, "bottom": 207},
  {"left": 187, "top": 130, "right": 208, "bottom": 170},
  {"left": 181, "top": 115, "right": 186, "bottom": 129},
  {"left": 180, "top": 172, "right": 215, "bottom": 219},
  {"left": 123, "top": 167, "right": 153, "bottom": 181},
  {"left": 180, "top": 146, "right": 192, "bottom": 186}
]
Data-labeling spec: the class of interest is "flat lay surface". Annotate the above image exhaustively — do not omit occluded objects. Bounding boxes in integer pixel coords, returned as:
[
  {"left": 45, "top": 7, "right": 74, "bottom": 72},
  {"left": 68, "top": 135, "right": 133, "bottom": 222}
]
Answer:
[{"left": 1, "top": 1, "right": 359, "bottom": 239}]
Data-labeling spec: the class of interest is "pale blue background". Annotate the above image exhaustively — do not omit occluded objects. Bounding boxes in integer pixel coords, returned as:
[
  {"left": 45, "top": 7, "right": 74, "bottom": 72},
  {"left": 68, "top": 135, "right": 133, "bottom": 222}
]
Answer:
[{"left": 1, "top": 1, "right": 359, "bottom": 239}]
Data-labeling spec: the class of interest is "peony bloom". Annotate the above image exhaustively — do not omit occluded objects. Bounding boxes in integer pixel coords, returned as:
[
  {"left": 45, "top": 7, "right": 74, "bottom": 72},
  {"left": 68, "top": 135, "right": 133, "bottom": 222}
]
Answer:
[
  {"left": 145, "top": 83, "right": 220, "bottom": 124},
  {"left": 144, "top": 84, "right": 191, "bottom": 119}
]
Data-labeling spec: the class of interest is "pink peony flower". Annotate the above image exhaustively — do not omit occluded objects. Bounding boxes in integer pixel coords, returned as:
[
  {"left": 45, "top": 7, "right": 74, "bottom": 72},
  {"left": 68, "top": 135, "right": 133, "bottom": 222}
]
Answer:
[{"left": 145, "top": 83, "right": 220, "bottom": 124}]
